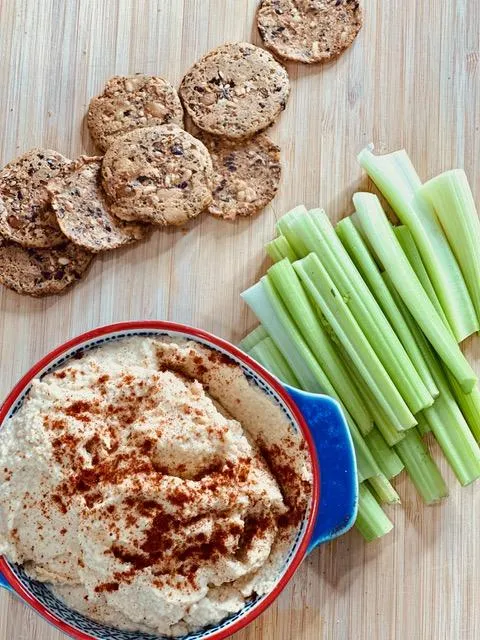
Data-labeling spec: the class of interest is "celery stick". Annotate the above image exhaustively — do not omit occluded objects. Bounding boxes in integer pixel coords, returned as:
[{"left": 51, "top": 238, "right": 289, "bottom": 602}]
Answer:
[
  {"left": 337, "top": 217, "right": 439, "bottom": 400},
  {"left": 249, "top": 338, "right": 300, "bottom": 388},
  {"left": 241, "top": 278, "right": 335, "bottom": 394},
  {"left": 238, "top": 325, "right": 268, "bottom": 352},
  {"left": 423, "top": 395, "right": 480, "bottom": 486},
  {"left": 354, "top": 192, "right": 477, "bottom": 393},
  {"left": 358, "top": 147, "right": 478, "bottom": 341},
  {"left": 420, "top": 170, "right": 480, "bottom": 325},
  {"left": 355, "top": 483, "right": 394, "bottom": 541},
  {"left": 276, "top": 205, "right": 310, "bottom": 256},
  {"left": 241, "top": 278, "right": 380, "bottom": 482},
  {"left": 384, "top": 273, "right": 480, "bottom": 485},
  {"left": 349, "top": 420, "right": 381, "bottom": 483},
  {"left": 348, "top": 365, "right": 406, "bottom": 446},
  {"left": 368, "top": 475, "right": 401, "bottom": 505},
  {"left": 279, "top": 209, "right": 432, "bottom": 414},
  {"left": 395, "top": 429, "right": 449, "bottom": 504},
  {"left": 266, "top": 235, "right": 298, "bottom": 264},
  {"left": 350, "top": 211, "right": 380, "bottom": 264},
  {"left": 294, "top": 253, "right": 416, "bottom": 430},
  {"left": 365, "top": 427, "right": 405, "bottom": 479},
  {"left": 268, "top": 258, "right": 373, "bottom": 435},
  {"left": 394, "top": 225, "right": 450, "bottom": 330},
  {"left": 446, "top": 374, "right": 480, "bottom": 443},
  {"left": 416, "top": 412, "right": 431, "bottom": 436}
]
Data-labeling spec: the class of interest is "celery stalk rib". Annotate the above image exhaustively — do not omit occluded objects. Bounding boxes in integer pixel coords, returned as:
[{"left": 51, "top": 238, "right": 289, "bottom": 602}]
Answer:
[
  {"left": 416, "top": 412, "right": 432, "bottom": 436},
  {"left": 420, "top": 170, "right": 480, "bottom": 326},
  {"left": 278, "top": 208, "right": 432, "bottom": 414},
  {"left": 365, "top": 427, "right": 405, "bottom": 479},
  {"left": 354, "top": 192, "right": 477, "bottom": 393},
  {"left": 394, "top": 225, "right": 450, "bottom": 330},
  {"left": 355, "top": 484, "right": 394, "bottom": 541},
  {"left": 368, "top": 475, "right": 401, "bottom": 505},
  {"left": 240, "top": 278, "right": 379, "bottom": 482},
  {"left": 445, "top": 373, "right": 480, "bottom": 443},
  {"left": 384, "top": 273, "right": 480, "bottom": 486},
  {"left": 347, "top": 361, "right": 406, "bottom": 446},
  {"left": 395, "top": 429, "right": 449, "bottom": 504},
  {"left": 358, "top": 147, "right": 478, "bottom": 341},
  {"left": 241, "top": 278, "right": 335, "bottom": 395},
  {"left": 267, "top": 258, "right": 373, "bottom": 435},
  {"left": 238, "top": 325, "right": 268, "bottom": 352},
  {"left": 294, "top": 253, "right": 416, "bottom": 430},
  {"left": 266, "top": 235, "right": 299, "bottom": 264},
  {"left": 336, "top": 217, "right": 439, "bottom": 399},
  {"left": 248, "top": 338, "right": 300, "bottom": 388}
]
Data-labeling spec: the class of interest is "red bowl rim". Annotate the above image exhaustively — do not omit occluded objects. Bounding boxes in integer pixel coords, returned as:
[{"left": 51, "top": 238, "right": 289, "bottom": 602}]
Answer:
[{"left": 0, "top": 320, "right": 320, "bottom": 640}]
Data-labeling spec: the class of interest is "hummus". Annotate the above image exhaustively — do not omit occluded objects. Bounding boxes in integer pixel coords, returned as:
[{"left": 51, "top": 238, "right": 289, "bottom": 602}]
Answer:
[{"left": 0, "top": 337, "right": 312, "bottom": 637}]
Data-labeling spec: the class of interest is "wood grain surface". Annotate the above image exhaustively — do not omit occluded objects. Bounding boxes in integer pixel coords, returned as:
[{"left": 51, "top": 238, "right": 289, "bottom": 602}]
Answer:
[{"left": 0, "top": 1, "right": 479, "bottom": 639}]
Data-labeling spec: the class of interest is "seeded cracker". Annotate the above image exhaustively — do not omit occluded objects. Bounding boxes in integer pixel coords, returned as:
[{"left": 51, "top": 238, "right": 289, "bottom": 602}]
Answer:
[
  {"left": 101, "top": 125, "right": 213, "bottom": 226},
  {"left": 48, "top": 156, "right": 149, "bottom": 253},
  {"left": 0, "top": 148, "right": 70, "bottom": 248},
  {"left": 196, "top": 131, "right": 281, "bottom": 220},
  {"left": 88, "top": 75, "right": 184, "bottom": 152},
  {"left": 0, "top": 238, "right": 93, "bottom": 297},
  {"left": 257, "top": 0, "right": 364, "bottom": 64},
  {"left": 179, "top": 42, "right": 290, "bottom": 139}
]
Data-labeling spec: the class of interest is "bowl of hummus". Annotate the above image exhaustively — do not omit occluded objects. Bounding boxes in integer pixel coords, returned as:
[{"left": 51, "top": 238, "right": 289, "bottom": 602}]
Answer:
[{"left": 0, "top": 321, "right": 357, "bottom": 640}]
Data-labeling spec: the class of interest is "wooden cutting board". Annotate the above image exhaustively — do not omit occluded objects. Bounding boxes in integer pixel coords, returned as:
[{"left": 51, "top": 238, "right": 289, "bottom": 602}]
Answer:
[{"left": 0, "top": 1, "right": 479, "bottom": 639}]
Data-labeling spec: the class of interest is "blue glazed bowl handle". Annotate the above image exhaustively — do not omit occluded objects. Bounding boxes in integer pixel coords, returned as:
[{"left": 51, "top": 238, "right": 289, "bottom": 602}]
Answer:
[
  {"left": 283, "top": 385, "right": 358, "bottom": 553},
  {"left": 0, "top": 569, "right": 12, "bottom": 592}
]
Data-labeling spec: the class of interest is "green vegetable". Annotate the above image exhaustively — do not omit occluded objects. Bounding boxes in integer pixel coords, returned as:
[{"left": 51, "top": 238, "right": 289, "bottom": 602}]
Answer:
[
  {"left": 394, "top": 225, "right": 450, "bottom": 330},
  {"left": 349, "top": 422, "right": 382, "bottom": 483},
  {"left": 354, "top": 192, "right": 477, "bottom": 393},
  {"left": 266, "top": 234, "right": 298, "bottom": 263},
  {"left": 276, "top": 205, "right": 310, "bottom": 256},
  {"left": 365, "top": 427, "right": 405, "bottom": 479},
  {"left": 384, "top": 273, "right": 480, "bottom": 486},
  {"left": 349, "top": 367, "right": 406, "bottom": 447},
  {"left": 241, "top": 278, "right": 335, "bottom": 395},
  {"left": 294, "top": 253, "right": 416, "bottom": 431},
  {"left": 268, "top": 258, "right": 373, "bottom": 435},
  {"left": 395, "top": 429, "right": 449, "bottom": 504},
  {"left": 356, "top": 483, "right": 394, "bottom": 541},
  {"left": 445, "top": 374, "right": 480, "bottom": 443},
  {"left": 416, "top": 412, "right": 432, "bottom": 436},
  {"left": 248, "top": 337, "right": 300, "bottom": 388},
  {"left": 368, "top": 475, "right": 401, "bottom": 505},
  {"left": 420, "top": 170, "right": 480, "bottom": 326},
  {"left": 337, "top": 217, "right": 438, "bottom": 400},
  {"left": 241, "top": 277, "right": 379, "bottom": 482},
  {"left": 358, "top": 147, "right": 478, "bottom": 342},
  {"left": 278, "top": 208, "right": 432, "bottom": 414},
  {"left": 238, "top": 325, "right": 268, "bottom": 352}
]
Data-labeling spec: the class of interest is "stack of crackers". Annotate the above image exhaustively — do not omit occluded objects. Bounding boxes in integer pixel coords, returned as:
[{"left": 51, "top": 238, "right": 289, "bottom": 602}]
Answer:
[{"left": 0, "top": 43, "right": 290, "bottom": 297}]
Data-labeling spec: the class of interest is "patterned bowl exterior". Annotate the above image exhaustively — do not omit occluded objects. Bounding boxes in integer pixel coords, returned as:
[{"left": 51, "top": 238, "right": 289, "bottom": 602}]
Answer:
[{"left": 0, "top": 322, "right": 320, "bottom": 640}]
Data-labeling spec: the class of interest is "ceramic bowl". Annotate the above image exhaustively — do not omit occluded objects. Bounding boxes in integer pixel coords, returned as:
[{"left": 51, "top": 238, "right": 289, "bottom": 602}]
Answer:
[{"left": 0, "top": 321, "right": 358, "bottom": 640}]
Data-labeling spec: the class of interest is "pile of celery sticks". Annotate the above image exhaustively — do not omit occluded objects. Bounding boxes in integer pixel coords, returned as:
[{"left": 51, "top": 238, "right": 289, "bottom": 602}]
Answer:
[{"left": 240, "top": 146, "right": 480, "bottom": 541}]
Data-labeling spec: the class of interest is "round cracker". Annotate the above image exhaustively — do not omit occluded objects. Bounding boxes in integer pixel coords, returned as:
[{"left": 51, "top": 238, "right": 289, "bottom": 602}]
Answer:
[
  {"left": 196, "top": 131, "right": 281, "bottom": 220},
  {"left": 0, "top": 148, "right": 70, "bottom": 248},
  {"left": 48, "top": 156, "right": 149, "bottom": 253},
  {"left": 87, "top": 75, "right": 184, "bottom": 152},
  {"left": 0, "top": 239, "right": 93, "bottom": 297},
  {"left": 179, "top": 42, "right": 290, "bottom": 139},
  {"left": 257, "top": 0, "right": 363, "bottom": 64},
  {"left": 101, "top": 125, "right": 213, "bottom": 226}
]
